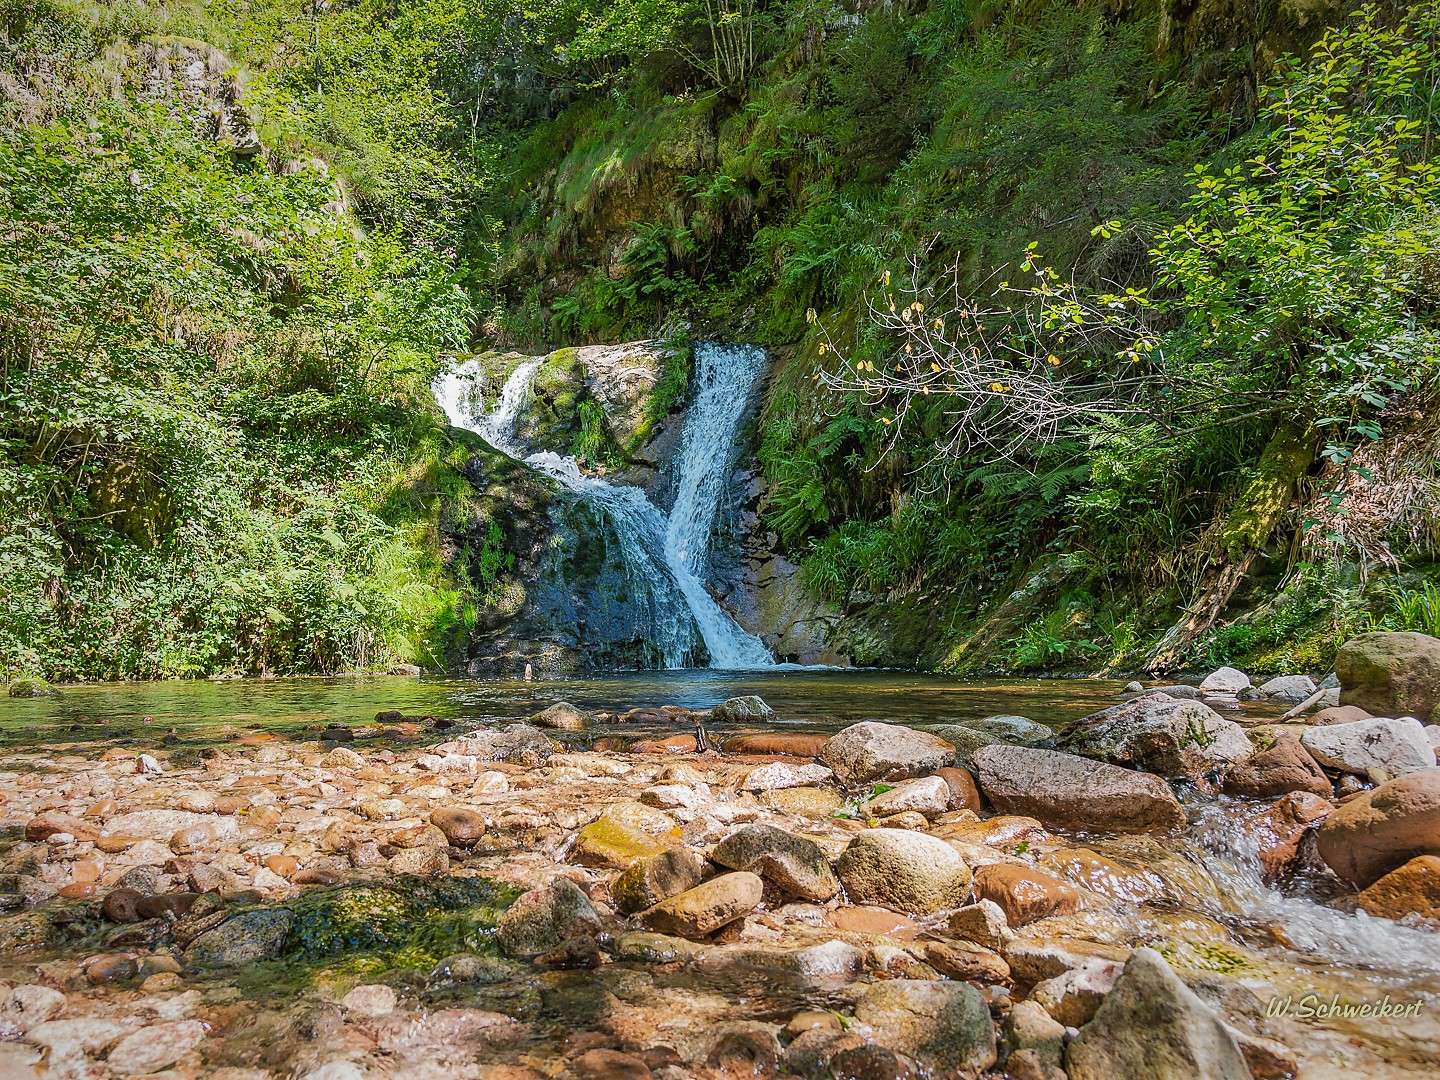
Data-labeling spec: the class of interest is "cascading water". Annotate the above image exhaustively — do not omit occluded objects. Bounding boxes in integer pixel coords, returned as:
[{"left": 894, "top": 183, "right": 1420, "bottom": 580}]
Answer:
[{"left": 434, "top": 346, "right": 775, "bottom": 669}]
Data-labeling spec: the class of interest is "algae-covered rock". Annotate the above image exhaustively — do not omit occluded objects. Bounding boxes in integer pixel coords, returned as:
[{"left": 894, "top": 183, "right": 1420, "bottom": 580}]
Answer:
[
  {"left": 185, "top": 909, "right": 293, "bottom": 967},
  {"left": 852, "top": 980, "right": 996, "bottom": 1077},
  {"left": 496, "top": 879, "right": 601, "bottom": 958},
  {"left": 711, "top": 695, "right": 776, "bottom": 723},
  {"left": 710, "top": 824, "right": 840, "bottom": 901}
]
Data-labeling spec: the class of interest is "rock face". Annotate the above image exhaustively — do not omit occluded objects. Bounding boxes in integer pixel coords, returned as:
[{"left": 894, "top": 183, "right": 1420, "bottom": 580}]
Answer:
[
  {"left": 1065, "top": 947, "right": 1252, "bottom": 1080},
  {"left": 1299, "top": 717, "right": 1436, "bottom": 777},
  {"left": 1316, "top": 771, "right": 1440, "bottom": 887},
  {"left": 821, "top": 722, "right": 955, "bottom": 786},
  {"left": 1336, "top": 631, "right": 1440, "bottom": 720},
  {"left": 835, "top": 829, "right": 972, "bottom": 915},
  {"left": 1058, "top": 694, "right": 1252, "bottom": 781},
  {"left": 710, "top": 824, "right": 840, "bottom": 901},
  {"left": 1223, "top": 734, "right": 1331, "bottom": 798},
  {"left": 852, "top": 980, "right": 997, "bottom": 1077},
  {"left": 710, "top": 695, "right": 776, "bottom": 722},
  {"left": 496, "top": 879, "right": 602, "bottom": 957},
  {"left": 972, "top": 745, "right": 1186, "bottom": 834},
  {"left": 1355, "top": 855, "right": 1440, "bottom": 923},
  {"left": 971, "top": 865, "right": 1080, "bottom": 927},
  {"left": 640, "top": 872, "right": 764, "bottom": 938}
]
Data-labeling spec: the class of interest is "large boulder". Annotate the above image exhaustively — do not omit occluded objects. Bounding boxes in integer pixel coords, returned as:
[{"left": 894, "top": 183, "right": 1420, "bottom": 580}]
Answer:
[
  {"left": 821, "top": 722, "right": 954, "bottom": 787},
  {"left": 852, "top": 980, "right": 996, "bottom": 1077},
  {"left": 835, "top": 829, "right": 972, "bottom": 915},
  {"left": 1336, "top": 632, "right": 1440, "bottom": 720},
  {"left": 710, "top": 824, "right": 840, "bottom": 901},
  {"left": 916, "top": 725, "right": 1001, "bottom": 768},
  {"left": 1299, "top": 717, "right": 1436, "bottom": 778},
  {"left": 1058, "top": 694, "right": 1251, "bottom": 781},
  {"left": 939, "top": 715, "right": 1054, "bottom": 744},
  {"left": 1315, "top": 771, "right": 1440, "bottom": 887},
  {"left": 710, "top": 695, "right": 776, "bottom": 723},
  {"left": 1199, "top": 667, "right": 1251, "bottom": 693},
  {"left": 528, "top": 701, "right": 595, "bottom": 730},
  {"left": 1065, "top": 947, "right": 1251, "bottom": 1080},
  {"left": 972, "top": 745, "right": 1186, "bottom": 834},
  {"left": 1222, "top": 734, "right": 1332, "bottom": 798}
]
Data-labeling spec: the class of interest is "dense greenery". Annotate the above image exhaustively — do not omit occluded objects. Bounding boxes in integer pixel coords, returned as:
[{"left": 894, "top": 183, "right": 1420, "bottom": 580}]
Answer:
[{"left": 3, "top": 0, "right": 1438, "bottom": 679}]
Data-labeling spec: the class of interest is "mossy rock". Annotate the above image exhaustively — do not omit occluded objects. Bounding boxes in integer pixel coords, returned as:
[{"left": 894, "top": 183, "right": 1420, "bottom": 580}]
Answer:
[{"left": 7, "top": 678, "right": 58, "bottom": 698}]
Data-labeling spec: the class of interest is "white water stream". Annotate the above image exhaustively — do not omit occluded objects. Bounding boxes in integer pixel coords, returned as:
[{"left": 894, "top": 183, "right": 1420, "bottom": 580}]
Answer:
[{"left": 435, "top": 344, "right": 775, "bottom": 669}]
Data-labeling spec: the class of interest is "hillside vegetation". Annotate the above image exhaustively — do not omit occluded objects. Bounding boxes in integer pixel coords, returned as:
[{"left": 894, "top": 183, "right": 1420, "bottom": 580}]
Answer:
[{"left": 2, "top": 0, "right": 1438, "bottom": 680}]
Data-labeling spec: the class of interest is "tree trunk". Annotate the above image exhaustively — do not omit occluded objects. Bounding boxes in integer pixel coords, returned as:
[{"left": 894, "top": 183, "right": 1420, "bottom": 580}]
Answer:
[{"left": 1144, "top": 422, "right": 1316, "bottom": 672}]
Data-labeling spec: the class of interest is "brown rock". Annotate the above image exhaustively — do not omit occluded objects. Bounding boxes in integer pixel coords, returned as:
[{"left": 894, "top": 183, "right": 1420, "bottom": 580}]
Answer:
[
  {"left": 136, "top": 892, "right": 201, "bottom": 919},
  {"left": 826, "top": 906, "right": 922, "bottom": 939},
  {"left": 96, "top": 833, "right": 139, "bottom": 854},
  {"left": 1310, "top": 705, "right": 1373, "bottom": 726},
  {"left": 631, "top": 735, "right": 697, "bottom": 754},
  {"left": 84, "top": 798, "right": 118, "bottom": 820},
  {"left": 84, "top": 953, "right": 137, "bottom": 984},
  {"left": 722, "top": 733, "right": 829, "bottom": 757},
  {"left": 24, "top": 812, "right": 101, "bottom": 843},
  {"left": 571, "top": 819, "right": 670, "bottom": 869},
  {"left": 567, "top": 1048, "right": 653, "bottom": 1080},
  {"left": 263, "top": 855, "right": 298, "bottom": 878},
  {"left": 924, "top": 940, "right": 1010, "bottom": 983},
  {"left": 972, "top": 746, "right": 1186, "bottom": 834},
  {"left": 431, "top": 806, "right": 487, "bottom": 847},
  {"left": 102, "top": 888, "right": 144, "bottom": 923},
  {"left": 933, "top": 767, "right": 984, "bottom": 812},
  {"left": 610, "top": 849, "right": 706, "bottom": 915},
  {"left": 1223, "top": 734, "right": 1331, "bottom": 798},
  {"left": 1242, "top": 791, "right": 1334, "bottom": 882},
  {"left": 293, "top": 868, "right": 346, "bottom": 886},
  {"left": 640, "top": 872, "right": 764, "bottom": 938},
  {"left": 1316, "top": 771, "right": 1440, "bottom": 886},
  {"left": 58, "top": 882, "right": 97, "bottom": 899},
  {"left": 1356, "top": 855, "right": 1440, "bottom": 923},
  {"left": 972, "top": 865, "right": 1079, "bottom": 927}
]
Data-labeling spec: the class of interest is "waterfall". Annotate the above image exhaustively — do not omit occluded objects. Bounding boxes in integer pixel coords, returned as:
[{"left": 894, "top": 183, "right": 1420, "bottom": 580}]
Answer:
[{"left": 434, "top": 347, "right": 774, "bottom": 670}]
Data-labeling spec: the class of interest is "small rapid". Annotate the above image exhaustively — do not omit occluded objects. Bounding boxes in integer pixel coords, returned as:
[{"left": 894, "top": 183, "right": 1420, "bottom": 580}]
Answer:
[{"left": 434, "top": 345, "right": 774, "bottom": 669}]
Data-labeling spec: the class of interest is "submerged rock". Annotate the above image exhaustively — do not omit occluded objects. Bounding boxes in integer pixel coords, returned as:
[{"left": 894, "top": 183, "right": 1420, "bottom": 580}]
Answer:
[
  {"left": 1242, "top": 791, "right": 1333, "bottom": 883},
  {"left": 835, "top": 829, "right": 971, "bottom": 915},
  {"left": 972, "top": 745, "right": 1186, "bottom": 834},
  {"left": 1064, "top": 947, "right": 1251, "bottom": 1080},
  {"left": 183, "top": 908, "right": 293, "bottom": 967},
  {"left": 971, "top": 864, "right": 1080, "bottom": 927},
  {"left": 852, "top": 980, "right": 996, "bottom": 1076},
  {"left": 822, "top": 722, "right": 955, "bottom": 786},
  {"left": 1336, "top": 631, "right": 1440, "bottom": 720},
  {"left": 1299, "top": 716, "right": 1436, "bottom": 777}
]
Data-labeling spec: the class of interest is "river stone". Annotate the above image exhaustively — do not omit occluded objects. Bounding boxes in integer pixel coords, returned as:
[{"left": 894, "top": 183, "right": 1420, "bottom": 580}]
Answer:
[
  {"left": 595, "top": 799, "right": 676, "bottom": 835},
  {"left": 640, "top": 872, "right": 764, "bottom": 938},
  {"left": 1065, "top": 947, "right": 1251, "bottom": 1080},
  {"left": 1299, "top": 716, "right": 1436, "bottom": 777},
  {"left": 1356, "top": 855, "right": 1440, "bottom": 923},
  {"left": 444, "top": 724, "right": 558, "bottom": 763},
  {"left": 722, "top": 733, "right": 829, "bottom": 757},
  {"left": 861, "top": 775, "right": 950, "bottom": 819},
  {"left": 973, "top": 745, "right": 1186, "bottom": 834},
  {"left": 1316, "top": 771, "right": 1440, "bottom": 886},
  {"left": 106, "top": 810, "right": 239, "bottom": 843},
  {"left": 529, "top": 701, "right": 595, "bottom": 730},
  {"left": 710, "top": 695, "right": 776, "bottom": 723},
  {"left": 1031, "top": 957, "right": 1125, "bottom": 1027},
  {"left": 835, "top": 829, "right": 972, "bottom": 915},
  {"left": 431, "top": 807, "right": 486, "bottom": 846},
  {"left": 614, "top": 931, "right": 709, "bottom": 963},
  {"left": 1199, "top": 666, "right": 1251, "bottom": 693},
  {"left": 972, "top": 865, "right": 1080, "bottom": 927},
  {"left": 1004, "top": 938, "right": 1133, "bottom": 985},
  {"left": 2, "top": 985, "right": 66, "bottom": 1031},
  {"left": 496, "top": 879, "right": 602, "bottom": 958},
  {"left": 740, "top": 762, "right": 833, "bottom": 791},
  {"left": 1039, "top": 848, "right": 1164, "bottom": 903},
  {"left": 1254, "top": 675, "right": 1317, "bottom": 704},
  {"left": 923, "top": 940, "right": 1010, "bottom": 983},
  {"left": 611, "top": 849, "right": 707, "bottom": 915},
  {"left": 1242, "top": 791, "right": 1334, "bottom": 882},
  {"left": 1223, "top": 733, "right": 1332, "bottom": 798},
  {"left": 933, "top": 767, "right": 984, "bottom": 812},
  {"left": 570, "top": 818, "right": 670, "bottom": 868},
  {"left": 695, "top": 939, "right": 866, "bottom": 982},
  {"left": 852, "top": 980, "right": 996, "bottom": 1076},
  {"left": 1059, "top": 694, "right": 1251, "bottom": 781},
  {"left": 960, "top": 714, "right": 1056, "bottom": 744},
  {"left": 1336, "top": 631, "right": 1440, "bottom": 720},
  {"left": 321, "top": 745, "right": 364, "bottom": 769},
  {"left": 918, "top": 724, "right": 1001, "bottom": 767},
  {"left": 822, "top": 722, "right": 955, "bottom": 786},
  {"left": 106, "top": 1020, "right": 205, "bottom": 1075},
  {"left": 388, "top": 847, "right": 449, "bottom": 875},
  {"left": 1310, "top": 704, "right": 1373, "bottom": 725},
  {"left": 760, "top": 786, "right": 845, "bottom": 818},
  {"left": 183, "top": 909, "right": 293, "bottom": 967},
  {"left": 710, "top": 824, "right": 840, "bottom": 901},
  {"left": 24, "top": 812, "right": 102, "bottom": 844}
]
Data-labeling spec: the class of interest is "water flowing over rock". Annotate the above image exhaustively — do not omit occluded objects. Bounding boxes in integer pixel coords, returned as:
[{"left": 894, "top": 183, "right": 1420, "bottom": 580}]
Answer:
[{"left": 436, "top": 344, "right": 774, "bottom": 668}]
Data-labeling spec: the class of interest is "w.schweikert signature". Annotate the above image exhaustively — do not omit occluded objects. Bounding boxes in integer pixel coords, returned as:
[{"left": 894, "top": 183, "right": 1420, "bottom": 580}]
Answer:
[{"left": 1266, "top": 994, "right": 1427, "bottom": 1020}]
